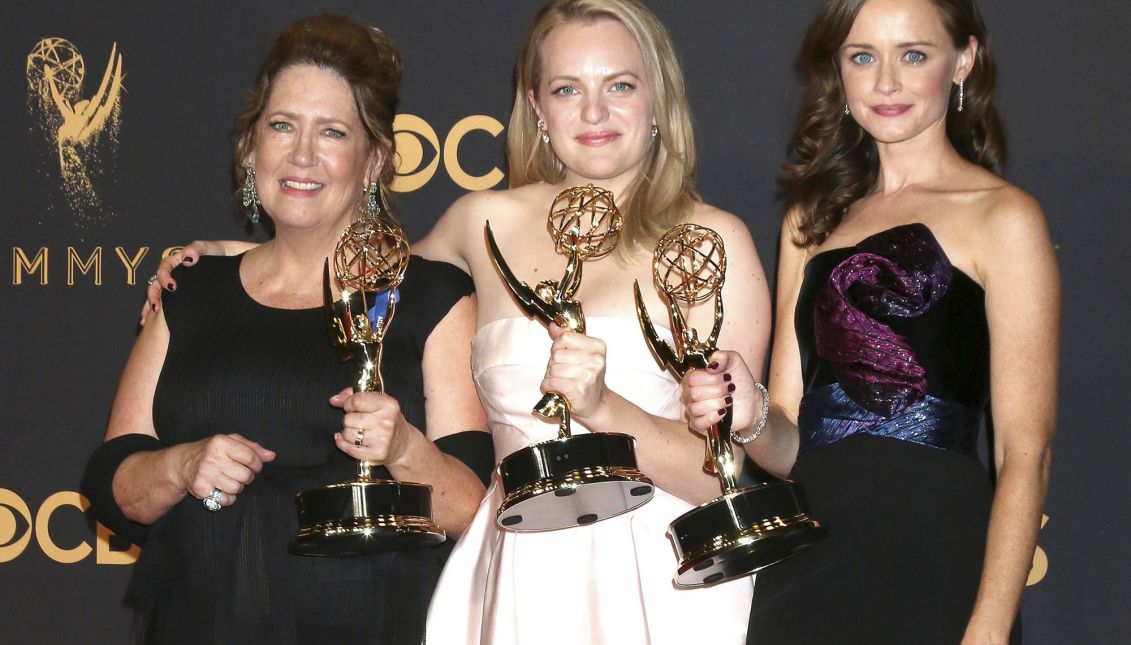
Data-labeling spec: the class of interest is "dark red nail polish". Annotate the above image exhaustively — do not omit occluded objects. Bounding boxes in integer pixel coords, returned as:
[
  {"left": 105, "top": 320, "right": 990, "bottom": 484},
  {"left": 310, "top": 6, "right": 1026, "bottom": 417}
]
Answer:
[
  {"left": 725, "top": 396, "right": 733, "bottom": 406},
  {"left": 717, "top": 408, "right": 726, "bottom": 416},
  {"left": 723, "top": 373, "right": 732, "bottom": 382},
  {"left": 728, "top": 383, "right": 736, "bottom": 392},
  {"left": 708, "top": 362, "right": 719, "bottom": 370}
]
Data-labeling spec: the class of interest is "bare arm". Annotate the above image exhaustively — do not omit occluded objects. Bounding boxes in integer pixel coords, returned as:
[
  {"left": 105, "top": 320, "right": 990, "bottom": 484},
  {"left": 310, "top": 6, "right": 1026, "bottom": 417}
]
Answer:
[
  {"left": 106, "top": 308, "right": 275, "bottom": 523},
  {"left": 963, "top": 194, "right": 1058, "bottom": 644},
  {"left": 413, "top": 193, "right": 478, "bottom": 273},
  {"left": 548, "top": 210, "right": 772, "bottom": 504},
  {"left": 332, "top": 295, "right": 488, "bottom": 537}
]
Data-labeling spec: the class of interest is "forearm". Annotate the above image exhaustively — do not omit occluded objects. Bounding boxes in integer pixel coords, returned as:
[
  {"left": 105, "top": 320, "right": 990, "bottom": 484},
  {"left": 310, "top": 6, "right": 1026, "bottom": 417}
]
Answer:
[
  {"left": 965, "top": 452, "right": 1051, "bottom": 640},
  {"left": 386, "top": 429, "right": 487, "bottom": 538},
  {"left": 739, "top": 407, "right": 800, "bottom": 479},
  {"left": 113, "top": 446, "right": 191, "bottom": 525},
  {"left": 581, "top": 389, "right": 724, "bottom": 504}
]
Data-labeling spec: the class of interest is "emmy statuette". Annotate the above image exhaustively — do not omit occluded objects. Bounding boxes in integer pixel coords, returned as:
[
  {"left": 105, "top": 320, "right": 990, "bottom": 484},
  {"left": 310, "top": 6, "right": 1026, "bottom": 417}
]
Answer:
[
  {"left": 289, "top": 215, "right": 445, "bottom": 556},
  {"left": 635, "top": 223, "right": 825, "bottom": 586},
  {"left": 486, "top": 185, "right": 654, "bottom": 531}
]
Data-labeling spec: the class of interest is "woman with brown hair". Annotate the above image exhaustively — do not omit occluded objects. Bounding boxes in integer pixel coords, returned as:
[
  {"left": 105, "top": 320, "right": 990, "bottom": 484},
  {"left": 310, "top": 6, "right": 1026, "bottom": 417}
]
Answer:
[
  {"left": 83, "top": 15, "right": 491, "bottom": 643},
  {"left": 683, "top": 0, "right": 1057, "bottom": 643}
]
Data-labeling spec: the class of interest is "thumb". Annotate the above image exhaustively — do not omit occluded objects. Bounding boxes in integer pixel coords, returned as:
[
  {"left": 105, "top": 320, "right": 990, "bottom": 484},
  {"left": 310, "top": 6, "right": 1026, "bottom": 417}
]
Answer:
[
  {"left": 706, "top": 349, "right": 738, "bottom": 374},
  {"left": 328, "top": 387, "right": 354, "bottom": 408}
]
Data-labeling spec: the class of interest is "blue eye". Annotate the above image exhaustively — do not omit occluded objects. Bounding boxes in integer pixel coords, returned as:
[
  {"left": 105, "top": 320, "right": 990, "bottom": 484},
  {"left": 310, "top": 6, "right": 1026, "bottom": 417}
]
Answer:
[
  {"left": 611, "top": 81, "right": 634, "bottom": 92},
  {"left": 553, "top": 85, "right": 578, "bottom": 96},
  {"left": 904, "top": 50, "right": 927, "bottom": 64},
  {"left": 270, "top": 121, "right": 292, "bottom": 132},
  {"left": 324, "top": 128, "right": 345, "bottom": 139},
  {"left": 850, "top": 52, "right": 875, "bottom": 65}
]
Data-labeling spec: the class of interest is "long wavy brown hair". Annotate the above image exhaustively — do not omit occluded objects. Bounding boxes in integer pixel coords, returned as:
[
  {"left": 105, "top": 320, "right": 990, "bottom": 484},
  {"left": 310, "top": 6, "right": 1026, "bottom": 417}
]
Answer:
[
  {"left": 233, "top": 15, "right": 403, "bottom": 222},
  {"left": 508, "top": 0, "right": 699, "bottom": 261},
  {"left": 782, "top": 0, "right": 1006, "bottom": 247}
]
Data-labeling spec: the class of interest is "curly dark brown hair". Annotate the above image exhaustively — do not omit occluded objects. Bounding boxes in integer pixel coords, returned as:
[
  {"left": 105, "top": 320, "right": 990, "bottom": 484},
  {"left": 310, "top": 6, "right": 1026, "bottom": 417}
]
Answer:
[{"left": 782, "top": 0, "right": 1006, "bottom": 247}]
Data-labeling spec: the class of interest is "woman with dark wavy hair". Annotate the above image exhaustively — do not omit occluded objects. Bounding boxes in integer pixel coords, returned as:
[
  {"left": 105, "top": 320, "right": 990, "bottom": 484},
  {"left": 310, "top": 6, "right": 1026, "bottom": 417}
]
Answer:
[{"left": 683, "top": 0, "right": 1057, "bottom": 643}]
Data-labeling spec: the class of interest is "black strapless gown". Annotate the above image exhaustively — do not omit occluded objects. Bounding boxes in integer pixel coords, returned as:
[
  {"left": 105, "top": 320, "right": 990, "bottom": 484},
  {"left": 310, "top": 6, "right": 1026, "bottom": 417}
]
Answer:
[
  {"left": 748, "top": 224, "right": 1020, "bottom": 644},
  {"left": 128, "top": 254, "right": 478, "bottom": 645}
]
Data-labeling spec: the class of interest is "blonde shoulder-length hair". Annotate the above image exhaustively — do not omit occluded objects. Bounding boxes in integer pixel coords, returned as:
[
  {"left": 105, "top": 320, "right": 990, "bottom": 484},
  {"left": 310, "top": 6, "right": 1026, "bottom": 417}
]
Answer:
[{"left": 508, "top": 0, "right": 700, "bottom": 260}]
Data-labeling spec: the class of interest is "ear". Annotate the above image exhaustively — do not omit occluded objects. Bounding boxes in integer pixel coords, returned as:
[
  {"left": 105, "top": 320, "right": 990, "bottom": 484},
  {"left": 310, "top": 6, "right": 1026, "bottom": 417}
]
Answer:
[
  {"left": 364, "top": 147, "right": 386, "bottom": 187},
  {"left": 527, "top": 89, "right": 545, "bottom": 127},
  {"left": 955, "top": 35, "right": 978, "bottom": 84}
]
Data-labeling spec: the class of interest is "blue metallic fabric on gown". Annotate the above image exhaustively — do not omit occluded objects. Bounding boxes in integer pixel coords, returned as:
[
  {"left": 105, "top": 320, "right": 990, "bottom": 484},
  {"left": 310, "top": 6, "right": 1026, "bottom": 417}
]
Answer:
[{"left": 799, "top": 384, "right": 981, "bottom": 453}]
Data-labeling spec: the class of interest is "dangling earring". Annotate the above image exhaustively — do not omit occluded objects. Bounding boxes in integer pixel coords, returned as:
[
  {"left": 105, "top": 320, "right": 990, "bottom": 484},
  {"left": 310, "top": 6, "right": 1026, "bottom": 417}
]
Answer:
[
  {"left": 537, "top": 118, "right": 550, "bottom": 144},
  {"left": 650, "top": 125, "right": 659, "bottom": 139},
  {"left": 957, "top": 79, "right": 965, "bottom": 112},
  {"left": 844, "top": 103, "right": 851, "bottom": 116},
  {"left": 240, "top": 163, "right": 260, "bottom": 224},
  {"left": 360, "top": 181, "right": 381, "bottom": 218}
]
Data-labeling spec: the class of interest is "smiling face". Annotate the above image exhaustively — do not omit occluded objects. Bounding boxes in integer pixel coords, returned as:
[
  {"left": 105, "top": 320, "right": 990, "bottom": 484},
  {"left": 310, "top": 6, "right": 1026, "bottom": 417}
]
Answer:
[
  {"left": 249, "top": 63, "right": 376, "bottom": 232},
  {"left": 840, "top": 0, "right": 975, "bottom": 146},
  {"left": 528, "top": 18, "right": 656, "bottom": 190}
]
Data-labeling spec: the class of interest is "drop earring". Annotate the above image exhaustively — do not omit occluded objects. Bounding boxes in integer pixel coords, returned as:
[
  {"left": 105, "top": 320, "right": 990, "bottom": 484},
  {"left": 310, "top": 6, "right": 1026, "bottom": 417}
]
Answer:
[
  {"left": 537, "top": 118, "right": 549, "bottom": 144},
  {"left": 957, "top": 79, "right": 965, "bottom": 112},
  {"left": 240, "top": 163, "right": 260, "bottom": 224},
  {"left": 361, "top": 181, "right": 381, "bottom": 218},
  {"left": 844, "top": 103, "right": 850, "bottom": 116}
]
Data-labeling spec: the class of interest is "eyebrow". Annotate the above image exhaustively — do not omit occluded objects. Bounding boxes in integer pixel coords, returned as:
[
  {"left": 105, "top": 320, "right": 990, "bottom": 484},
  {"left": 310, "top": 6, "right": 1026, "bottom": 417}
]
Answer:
[
  {"left": 547, "top": 70, "right": 642, "bottom": 83},
  {"left": 265, "top": 110, "right": 353, "bottom": 127},
  {"left": 842, "top": 41, "right": 940, "bottom": 49}
]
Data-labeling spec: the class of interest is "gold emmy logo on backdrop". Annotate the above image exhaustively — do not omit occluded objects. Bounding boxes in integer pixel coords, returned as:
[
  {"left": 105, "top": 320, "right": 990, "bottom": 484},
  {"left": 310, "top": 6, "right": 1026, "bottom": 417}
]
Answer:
[{"left": 26, "top": 37, "right": 123, "bottom": 223}]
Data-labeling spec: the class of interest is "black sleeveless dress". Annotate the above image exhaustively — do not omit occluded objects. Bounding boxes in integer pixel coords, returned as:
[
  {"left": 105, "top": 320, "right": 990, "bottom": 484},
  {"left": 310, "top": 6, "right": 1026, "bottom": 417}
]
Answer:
[
  {"left": 747, "top": 224, "right": 1020, "bottom": 644},
  {"left": 130, "top": 254, "right": 479, "bottom": 645}
]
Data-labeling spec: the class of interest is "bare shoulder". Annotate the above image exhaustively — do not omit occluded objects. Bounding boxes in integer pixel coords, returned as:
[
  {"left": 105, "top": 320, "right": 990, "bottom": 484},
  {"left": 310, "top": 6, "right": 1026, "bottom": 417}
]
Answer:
[
  {"left": 967, "top": 182, "right": 1050, "bottom": 256},
  {"left": 969, "top": 181, "right": 1056, "bottom": 286},
  {"left": 688, "top": 201, "right": 759, "bottom": 255},
  {"left": 416, "top": 186, "right": 540, "bottom": 266}
]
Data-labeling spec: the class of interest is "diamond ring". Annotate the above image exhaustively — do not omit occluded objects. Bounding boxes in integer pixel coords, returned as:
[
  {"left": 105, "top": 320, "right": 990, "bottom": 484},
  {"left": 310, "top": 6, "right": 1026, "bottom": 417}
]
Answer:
[{"left": 203, "top": 488, "right": 222, "bottom": 512}]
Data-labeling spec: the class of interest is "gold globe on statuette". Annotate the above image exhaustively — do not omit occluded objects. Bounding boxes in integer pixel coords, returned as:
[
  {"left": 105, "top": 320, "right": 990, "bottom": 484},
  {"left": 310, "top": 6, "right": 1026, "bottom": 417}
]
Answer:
[
  {"left": 485, "top": 185, "right": 654, "bottom": 532},
  {"left": 635, "top": 223, "right": 825, "bottom": 586},
  {"left": 289, "top": 213, "right": 445, "bottom": 556}
]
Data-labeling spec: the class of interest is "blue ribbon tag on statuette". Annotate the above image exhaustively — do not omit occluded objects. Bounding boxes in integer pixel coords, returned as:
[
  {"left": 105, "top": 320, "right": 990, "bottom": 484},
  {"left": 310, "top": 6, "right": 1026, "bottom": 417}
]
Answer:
[{"left": 367, "top": 288, "right": 399, "bottom": 329}]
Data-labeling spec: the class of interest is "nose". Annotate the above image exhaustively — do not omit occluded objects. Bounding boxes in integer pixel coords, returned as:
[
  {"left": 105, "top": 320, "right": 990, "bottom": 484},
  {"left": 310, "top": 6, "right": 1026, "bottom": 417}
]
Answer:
[
  {"left": 581, "top": 91, "right": 609, "bottom": 125},
  {"left": 288, "top": 127, "right": 316, "bottom": 167},
  {"left": 875, "top": 58, "right": 901, "bottom": 96}
]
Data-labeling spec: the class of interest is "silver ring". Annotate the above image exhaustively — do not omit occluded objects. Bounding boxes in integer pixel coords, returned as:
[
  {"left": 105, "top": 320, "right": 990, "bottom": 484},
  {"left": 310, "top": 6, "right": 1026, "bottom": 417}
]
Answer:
[
  {"left": 146, "top": 274, "right": 158, "bottom": 285},
  {"left": 203, "top": 488, "right": 222, "bottom": 512},
  {"left": 354, "top": 427, "right": 365, "bottom": 447}
]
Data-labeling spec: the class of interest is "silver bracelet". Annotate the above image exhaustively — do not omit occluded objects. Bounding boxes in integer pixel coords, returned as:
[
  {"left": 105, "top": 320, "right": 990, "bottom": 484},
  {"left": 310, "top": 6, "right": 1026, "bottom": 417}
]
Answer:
[{"left": 731, "top": 381, "right": 769, "bottom": 445}]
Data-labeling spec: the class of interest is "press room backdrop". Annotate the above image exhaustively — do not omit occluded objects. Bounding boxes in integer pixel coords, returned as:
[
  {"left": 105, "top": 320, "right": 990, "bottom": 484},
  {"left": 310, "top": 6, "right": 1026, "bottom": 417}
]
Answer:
[{"left": 1, "top": 1, "right": 1127, "bottom": 642}]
